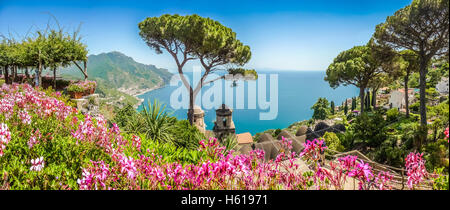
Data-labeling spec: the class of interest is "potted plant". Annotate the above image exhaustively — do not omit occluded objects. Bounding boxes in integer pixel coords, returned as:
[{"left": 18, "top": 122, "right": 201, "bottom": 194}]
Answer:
[
  {"left": 87, "top": 81, "right": 97, "bottom": 94},
  {"left": 67, "top": 84, "right": 84, "bottom": 99}
]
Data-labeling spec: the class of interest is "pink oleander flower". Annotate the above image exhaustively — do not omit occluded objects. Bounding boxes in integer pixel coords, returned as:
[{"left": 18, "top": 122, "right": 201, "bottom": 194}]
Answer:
[
  {"left": 405, "top": 152, "right": 427, "bottom": 189},
  {"left": 30, "top": 157, "right": 45, "bottom": 171},
  {"left": 0, "top": 123, "right": 11, "bottom": 157},
  {"left": 18, "top": 110, "right": 32, "bottom": 125}
]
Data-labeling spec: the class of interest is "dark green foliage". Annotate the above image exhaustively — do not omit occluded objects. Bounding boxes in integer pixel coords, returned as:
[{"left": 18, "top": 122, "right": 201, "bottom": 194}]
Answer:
[
  {"left": 135, "top": 133, "right": 206, "bottom": 165},
  {"left": 386, "top": 108, "right": 400, "bottom": 123},
  {"left": 311, "top": 97, "right": 330, "bottom": 120},
  {"left": 330, "top": 101, "right": 335, "bottom": 115},
  {"left": 113, "top": 104, "right": 139, "bottom": 128},
  {"left": 228, "top": 68, "right": 258, "bottom": 80},
  {"left": 128, "top": 100, "right": 176, "bottom": 143},
  {"left": 372, "top": 135, "right": 408, "bottom": 167},
  {"left": 337, "top": 129, "right": 356, "bottom": 151},
  {"left": 115, "top": 100, "right": 206, "bottom": 150},
  {"left": 351, "top": 97, "right": 356, "bottom": 111},
  {"left": 170, "top": 120, "right": 205, "bottom": 150},
  {"left": 351, "top": 111, "right": 387, "bottom": 148},
  {"left": 424, "top": 139, "right": 449, "bottom": 172},
  {"left": 410, "top": 101, "right": 420, "bottom": 113}
]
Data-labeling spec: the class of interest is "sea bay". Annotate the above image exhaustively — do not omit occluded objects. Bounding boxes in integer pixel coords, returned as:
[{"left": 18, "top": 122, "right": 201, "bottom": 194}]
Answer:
[{"left": 137, "top": 70, "right": 359, "bottom": 135}]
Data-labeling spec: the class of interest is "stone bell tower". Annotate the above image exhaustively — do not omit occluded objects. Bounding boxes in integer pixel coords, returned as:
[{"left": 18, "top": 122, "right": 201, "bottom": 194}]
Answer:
[
  {"left": 213, "top": 104, "right": 235, "bottom": 140},
  {"left": 192, "top": 105, "right": 206, "bottom": 134}
]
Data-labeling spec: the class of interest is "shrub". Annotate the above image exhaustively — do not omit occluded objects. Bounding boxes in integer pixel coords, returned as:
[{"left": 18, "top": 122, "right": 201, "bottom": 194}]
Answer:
[
  {"left": 112, "top": 103, "right": 139, "bottom": 128},
  {"left": 410, "top": 101, "right": 420, "bottom": 113},
  {"left": 311, "top": 97, "right": 330, "bottom": 120},
  {"left": 351, "top": 111, "right": 387, "bottom": 148},
  {"left": 170, "top": 120, "right": 204, "bottom": 150},
  {"left": 322, "top": 132, "right": 344, "bottom": 153},
  {"left": 386, "top": 108, "right": 400, "bottom": 123}
]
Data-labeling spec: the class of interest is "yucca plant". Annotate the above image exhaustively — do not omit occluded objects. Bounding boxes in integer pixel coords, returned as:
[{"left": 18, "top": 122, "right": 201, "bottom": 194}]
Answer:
[
  {"left": 221, "top": 134, "right": 238, "bottom": 154},
  {"left": 136, "top": 99, "right": 175, "bottom": 143}
]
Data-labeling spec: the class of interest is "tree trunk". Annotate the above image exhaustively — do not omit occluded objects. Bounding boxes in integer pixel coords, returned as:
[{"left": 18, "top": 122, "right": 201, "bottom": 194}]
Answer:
[
  {"left": 366, "top": 91, "right": 371, "bottom": 111},
  {"left": 84, "top": 60, "right": 88, "bottom": 81},
  {"left": 53, "top": 67, "right": 57, "bottom": 90},
  {"left": 404, "top": 74, "right": 410, "bottom": 118},
  {"left": 372, "top": 88, "right": 377, "bottom": 109},
  {"left": 418, "top": 59, "right": 428, "bottom": 126},
  {"left": 359, "top": 87, "right": 365, "bottom": 113},
  {"left": 3, "top": 66, "right": 9, "bottom": 84},
  {"left": 25, "top": 68, "right": 30, "bottom": 78},
  {"left": 418, "top": 55, "right": 429, "bottom": 147},
  {"left": 38, "top": 61, "right": 42, "bottom": 87},
  {"left": 188, "top": 88, "right": 195, "bottom": 126},
  {"left": 11, "top": 66, "right": 16, "bottom": 83}
]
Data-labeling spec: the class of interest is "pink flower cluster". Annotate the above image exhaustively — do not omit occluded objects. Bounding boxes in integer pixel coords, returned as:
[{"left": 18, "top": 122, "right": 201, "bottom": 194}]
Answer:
[
  {"left": 445, "top": 127, "right": 449, "bottom": 143},
  {"left": 299, "top": 139, "right": 327, "bottom": 162},
  {"left": 28, "top": 129, "right": 41, "bottom": 149},
  {"left": 198, "top": 137, "right": 225, "bottom": 159},
  {"left": 71, "top": 115, "right": 127, "bottom": 155},
  {"left": 0, "top": 83, "right": 76, "bottom": 123},
  {"left": 77, "top": 160, "right": 111, "bottom": 190},
  {"left": 0, "top": 83, "right": 76, "bottom": 168},
  {"left": 18, "top": 110, "right": 32, "bottom": 125},
  {"left": 0, "top": 123, "right": 11, "bottom": 157},
  {"left": 405, "top": 152, "right": 427, "bottom": 189},
  {"left": 131, "top": 135, "right": 141, "bottom": 151},
  {"left": 30, "top": 157, "right": 45, "bottom": 171}
]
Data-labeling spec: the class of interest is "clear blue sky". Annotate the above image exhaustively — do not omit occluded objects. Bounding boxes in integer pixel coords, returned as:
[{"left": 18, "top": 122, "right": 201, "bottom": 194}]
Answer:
[{"left": 0, "top": 0, "right": 412, "bottom": 72}]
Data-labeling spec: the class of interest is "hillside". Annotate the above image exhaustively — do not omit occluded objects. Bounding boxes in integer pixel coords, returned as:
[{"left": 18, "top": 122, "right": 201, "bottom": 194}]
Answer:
[{"left": 62, "top": 51, "right": 172, "bottom": 93}]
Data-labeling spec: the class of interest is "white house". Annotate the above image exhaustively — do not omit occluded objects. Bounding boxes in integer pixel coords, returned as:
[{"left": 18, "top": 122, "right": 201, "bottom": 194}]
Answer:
[
  {"left": 436, "top": 77, "right": 449, "bottom": 94},
  {"left": 388, "top": 89, "right": 415, "bottom": 110}
]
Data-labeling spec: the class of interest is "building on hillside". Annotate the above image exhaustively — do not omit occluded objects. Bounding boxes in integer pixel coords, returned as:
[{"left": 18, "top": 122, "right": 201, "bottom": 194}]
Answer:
[
  {"left": 388, "top": 88, "right": 416, "bottom": 110},
  {"left": 213, "top": 104, "right": 235, "bottom": 140},
  {"left": 436, "top": 77, "right": 449, "bottom": 94},
  {"left": 236, "top": 132, "right": 253, "bottom": 145}
]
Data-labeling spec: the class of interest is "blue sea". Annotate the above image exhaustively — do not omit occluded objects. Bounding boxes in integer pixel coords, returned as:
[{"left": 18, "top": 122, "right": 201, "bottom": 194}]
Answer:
[{"left": 137, "top": 70, "right": 359, "bottom": 135}]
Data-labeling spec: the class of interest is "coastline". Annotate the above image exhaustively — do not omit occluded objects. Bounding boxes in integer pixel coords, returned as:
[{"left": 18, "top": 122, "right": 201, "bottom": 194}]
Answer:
[{"left": 128, "top": 81, "right": 165, "bottom": 108}]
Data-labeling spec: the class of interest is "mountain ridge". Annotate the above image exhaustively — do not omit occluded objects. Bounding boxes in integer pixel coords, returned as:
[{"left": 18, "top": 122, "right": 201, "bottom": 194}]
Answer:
[{"left": 62, "top": 51, "right": 172, "bottom": 91}]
